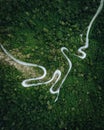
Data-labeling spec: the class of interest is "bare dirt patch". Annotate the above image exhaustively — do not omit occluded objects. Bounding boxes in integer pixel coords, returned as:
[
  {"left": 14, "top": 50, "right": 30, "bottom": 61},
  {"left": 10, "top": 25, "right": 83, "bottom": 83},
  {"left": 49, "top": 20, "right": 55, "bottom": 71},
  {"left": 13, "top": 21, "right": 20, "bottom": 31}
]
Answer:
[{"left": 0, "top": 48, "right": 37, "bottom": 78}]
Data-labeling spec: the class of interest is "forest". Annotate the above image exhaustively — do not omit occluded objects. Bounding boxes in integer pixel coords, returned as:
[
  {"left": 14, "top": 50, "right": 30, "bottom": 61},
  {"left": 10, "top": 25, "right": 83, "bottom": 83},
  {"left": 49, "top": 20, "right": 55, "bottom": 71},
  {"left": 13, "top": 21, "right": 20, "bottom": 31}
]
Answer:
[{"left": 0, "top": 0, "right": 104, "bottom": 130}]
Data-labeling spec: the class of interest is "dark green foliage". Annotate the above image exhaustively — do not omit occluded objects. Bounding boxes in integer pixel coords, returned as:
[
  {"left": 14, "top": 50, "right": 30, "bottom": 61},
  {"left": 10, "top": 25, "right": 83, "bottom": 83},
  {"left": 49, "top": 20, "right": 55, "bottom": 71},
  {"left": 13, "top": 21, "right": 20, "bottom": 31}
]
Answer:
[{"left": 0, "top": 0, "right": 104, "bottom": 130}]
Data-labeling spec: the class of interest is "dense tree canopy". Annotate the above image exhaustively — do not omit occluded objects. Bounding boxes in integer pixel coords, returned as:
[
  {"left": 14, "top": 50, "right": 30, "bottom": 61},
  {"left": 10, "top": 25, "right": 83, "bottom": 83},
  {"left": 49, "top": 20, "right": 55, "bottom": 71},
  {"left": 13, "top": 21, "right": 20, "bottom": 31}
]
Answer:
[{"left": 0, "top": 0, "right": 104, "bottom": 130}]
